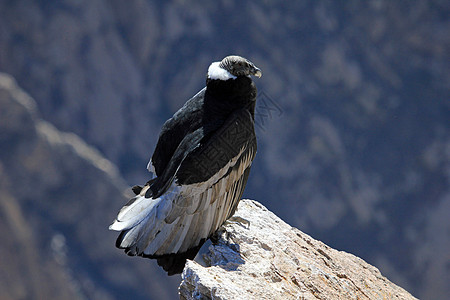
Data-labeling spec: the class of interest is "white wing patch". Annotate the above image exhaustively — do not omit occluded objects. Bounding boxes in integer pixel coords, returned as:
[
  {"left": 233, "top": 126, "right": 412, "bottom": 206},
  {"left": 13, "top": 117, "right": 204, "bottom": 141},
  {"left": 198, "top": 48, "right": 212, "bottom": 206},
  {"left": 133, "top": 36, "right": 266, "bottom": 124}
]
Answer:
[
  {"left": 110, "top": 146, "right": 255, "bottom": 257},
  {"left": 207, "top": 62, "right": 237, "bottom": 81}
]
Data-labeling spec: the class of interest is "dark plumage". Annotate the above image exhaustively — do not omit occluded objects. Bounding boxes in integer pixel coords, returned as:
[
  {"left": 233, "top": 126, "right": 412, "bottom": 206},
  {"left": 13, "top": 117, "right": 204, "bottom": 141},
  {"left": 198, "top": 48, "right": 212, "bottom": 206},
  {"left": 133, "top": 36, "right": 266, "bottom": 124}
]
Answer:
[{"left": 109, "top": 55, "right": 262, "bottom": 274}]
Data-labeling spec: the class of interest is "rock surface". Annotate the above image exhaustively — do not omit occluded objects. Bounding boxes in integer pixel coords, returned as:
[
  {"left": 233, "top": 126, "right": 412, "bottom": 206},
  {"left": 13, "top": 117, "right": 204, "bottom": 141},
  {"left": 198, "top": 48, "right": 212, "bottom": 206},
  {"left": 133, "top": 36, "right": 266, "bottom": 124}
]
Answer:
[{"left": 179, "top": 200, "right": 416, "bottom": 300}]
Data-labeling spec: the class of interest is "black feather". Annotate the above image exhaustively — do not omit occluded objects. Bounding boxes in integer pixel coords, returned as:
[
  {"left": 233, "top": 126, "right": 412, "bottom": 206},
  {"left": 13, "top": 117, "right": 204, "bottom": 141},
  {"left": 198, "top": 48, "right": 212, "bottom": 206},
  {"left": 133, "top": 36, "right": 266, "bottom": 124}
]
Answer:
[{"left": 131, "top": 185, "right": 142, "bottom": 195}]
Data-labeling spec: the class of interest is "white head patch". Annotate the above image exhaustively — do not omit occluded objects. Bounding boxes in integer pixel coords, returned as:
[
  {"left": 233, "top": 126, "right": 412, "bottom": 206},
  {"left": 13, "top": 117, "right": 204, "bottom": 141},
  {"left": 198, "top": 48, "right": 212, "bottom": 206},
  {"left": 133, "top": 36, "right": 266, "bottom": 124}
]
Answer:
[{"left": 207, "top": 62, "right": 237, "bottom": 81}]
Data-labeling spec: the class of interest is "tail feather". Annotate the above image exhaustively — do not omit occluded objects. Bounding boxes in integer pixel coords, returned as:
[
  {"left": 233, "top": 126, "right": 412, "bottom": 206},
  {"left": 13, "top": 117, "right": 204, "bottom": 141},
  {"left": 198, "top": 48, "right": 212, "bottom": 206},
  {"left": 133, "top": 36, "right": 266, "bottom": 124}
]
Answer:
[
  {"left": 170, "top": 214, "right": 194, "bottom": 254},
  {"left": 142, "top": 222, "right": 177, "bottom": 255},
  {"left": 177, "top": 197, "right": 218, "bottom": 254},
  {"left": 178, "top": 210, "right": 203, "bottom": 253},
  {"left": 154, "top": 240, "right": 206, "bottom": 276},
  {"left": 154, "top": 214, "right": 188, "bottom": 254},
  {"left": 118, "top": 213, "right": 162, "bottom": 255},
  {"left": 109, "top": 195, "right": 157, "bottom": 231}
]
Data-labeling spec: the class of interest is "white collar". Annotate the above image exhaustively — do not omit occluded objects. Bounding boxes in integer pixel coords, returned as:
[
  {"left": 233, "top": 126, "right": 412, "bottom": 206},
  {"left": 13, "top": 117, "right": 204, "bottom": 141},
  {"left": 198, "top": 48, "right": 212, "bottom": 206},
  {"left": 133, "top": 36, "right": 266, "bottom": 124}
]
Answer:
[{"left": 207, "top": 62, "right": 237, "bottom": 80}]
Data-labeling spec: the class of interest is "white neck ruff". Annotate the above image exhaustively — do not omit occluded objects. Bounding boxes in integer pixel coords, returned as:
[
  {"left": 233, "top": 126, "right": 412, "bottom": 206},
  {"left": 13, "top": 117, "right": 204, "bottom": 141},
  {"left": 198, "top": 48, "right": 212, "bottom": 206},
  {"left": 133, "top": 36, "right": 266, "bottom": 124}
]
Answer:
[{"left": 207, "top": 62, "right": 237, "bottom": 80}]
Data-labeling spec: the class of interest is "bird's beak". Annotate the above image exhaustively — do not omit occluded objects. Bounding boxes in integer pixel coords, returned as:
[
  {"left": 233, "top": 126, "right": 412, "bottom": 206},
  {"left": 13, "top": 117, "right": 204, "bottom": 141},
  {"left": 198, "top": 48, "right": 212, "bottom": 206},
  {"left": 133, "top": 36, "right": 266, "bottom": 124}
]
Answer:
[{"left": 253, "top": 67, "right": 262, "bottom": 78}]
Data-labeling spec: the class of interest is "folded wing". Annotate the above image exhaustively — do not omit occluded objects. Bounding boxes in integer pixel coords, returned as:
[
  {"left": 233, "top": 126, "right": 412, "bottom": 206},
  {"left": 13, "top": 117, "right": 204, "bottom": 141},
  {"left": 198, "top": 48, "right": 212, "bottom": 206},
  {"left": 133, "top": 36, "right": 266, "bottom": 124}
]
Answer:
[{"left": 110, "top": 108, "right": 256, "bottom": 258}]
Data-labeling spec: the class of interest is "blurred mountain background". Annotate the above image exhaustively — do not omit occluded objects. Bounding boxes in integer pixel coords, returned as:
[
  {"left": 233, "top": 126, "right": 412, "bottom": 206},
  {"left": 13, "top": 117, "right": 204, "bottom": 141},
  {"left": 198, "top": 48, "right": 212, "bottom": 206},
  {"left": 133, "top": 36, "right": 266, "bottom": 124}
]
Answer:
[{"left": 0, "top": 1, "right": 448, "bottom": 299}]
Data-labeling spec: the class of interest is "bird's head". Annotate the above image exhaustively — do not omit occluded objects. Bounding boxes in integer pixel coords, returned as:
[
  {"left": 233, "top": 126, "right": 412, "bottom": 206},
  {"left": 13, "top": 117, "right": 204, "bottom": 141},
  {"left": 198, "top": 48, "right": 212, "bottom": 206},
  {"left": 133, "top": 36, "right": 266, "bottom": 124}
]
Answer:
[{"left": 208, "top": 55, "right": 262, "bottom": 80}]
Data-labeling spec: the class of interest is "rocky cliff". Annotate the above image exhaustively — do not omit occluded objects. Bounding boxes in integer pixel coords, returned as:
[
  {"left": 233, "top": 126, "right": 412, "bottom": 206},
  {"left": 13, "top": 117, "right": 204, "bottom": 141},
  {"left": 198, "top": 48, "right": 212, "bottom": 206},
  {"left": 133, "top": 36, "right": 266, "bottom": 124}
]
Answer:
[{"left": 180, "top": 200, "right": 416, "bottom": 300}]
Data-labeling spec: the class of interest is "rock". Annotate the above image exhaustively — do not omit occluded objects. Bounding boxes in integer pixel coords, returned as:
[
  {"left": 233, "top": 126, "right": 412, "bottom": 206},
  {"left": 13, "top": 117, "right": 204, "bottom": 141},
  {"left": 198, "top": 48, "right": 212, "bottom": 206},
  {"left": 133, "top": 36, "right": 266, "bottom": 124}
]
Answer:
[{"left": 179, "top": 200, "right": 417, "bottom": 300}]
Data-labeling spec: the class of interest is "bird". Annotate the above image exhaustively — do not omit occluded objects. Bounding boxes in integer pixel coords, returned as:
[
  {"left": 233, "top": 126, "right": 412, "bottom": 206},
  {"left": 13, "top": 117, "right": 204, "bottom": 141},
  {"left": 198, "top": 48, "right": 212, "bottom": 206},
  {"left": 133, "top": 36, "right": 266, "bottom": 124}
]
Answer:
[{"left": 109, "top": 55, "right": 262, "bottom": 274}]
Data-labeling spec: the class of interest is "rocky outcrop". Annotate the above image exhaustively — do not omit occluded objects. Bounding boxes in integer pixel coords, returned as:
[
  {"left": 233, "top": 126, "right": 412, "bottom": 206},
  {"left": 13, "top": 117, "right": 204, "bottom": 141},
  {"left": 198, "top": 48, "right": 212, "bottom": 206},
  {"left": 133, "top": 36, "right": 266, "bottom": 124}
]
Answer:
[{"left": 180, "top": 200, "right": 416, "bottom": 300}]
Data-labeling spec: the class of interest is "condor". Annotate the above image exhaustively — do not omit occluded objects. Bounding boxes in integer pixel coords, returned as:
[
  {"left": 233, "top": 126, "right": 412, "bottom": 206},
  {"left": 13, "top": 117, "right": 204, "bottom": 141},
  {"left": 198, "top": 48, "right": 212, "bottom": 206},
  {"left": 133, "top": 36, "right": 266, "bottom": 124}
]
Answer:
[{"left": 110, "top": 55, "right": 262, "bottom": 274}]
